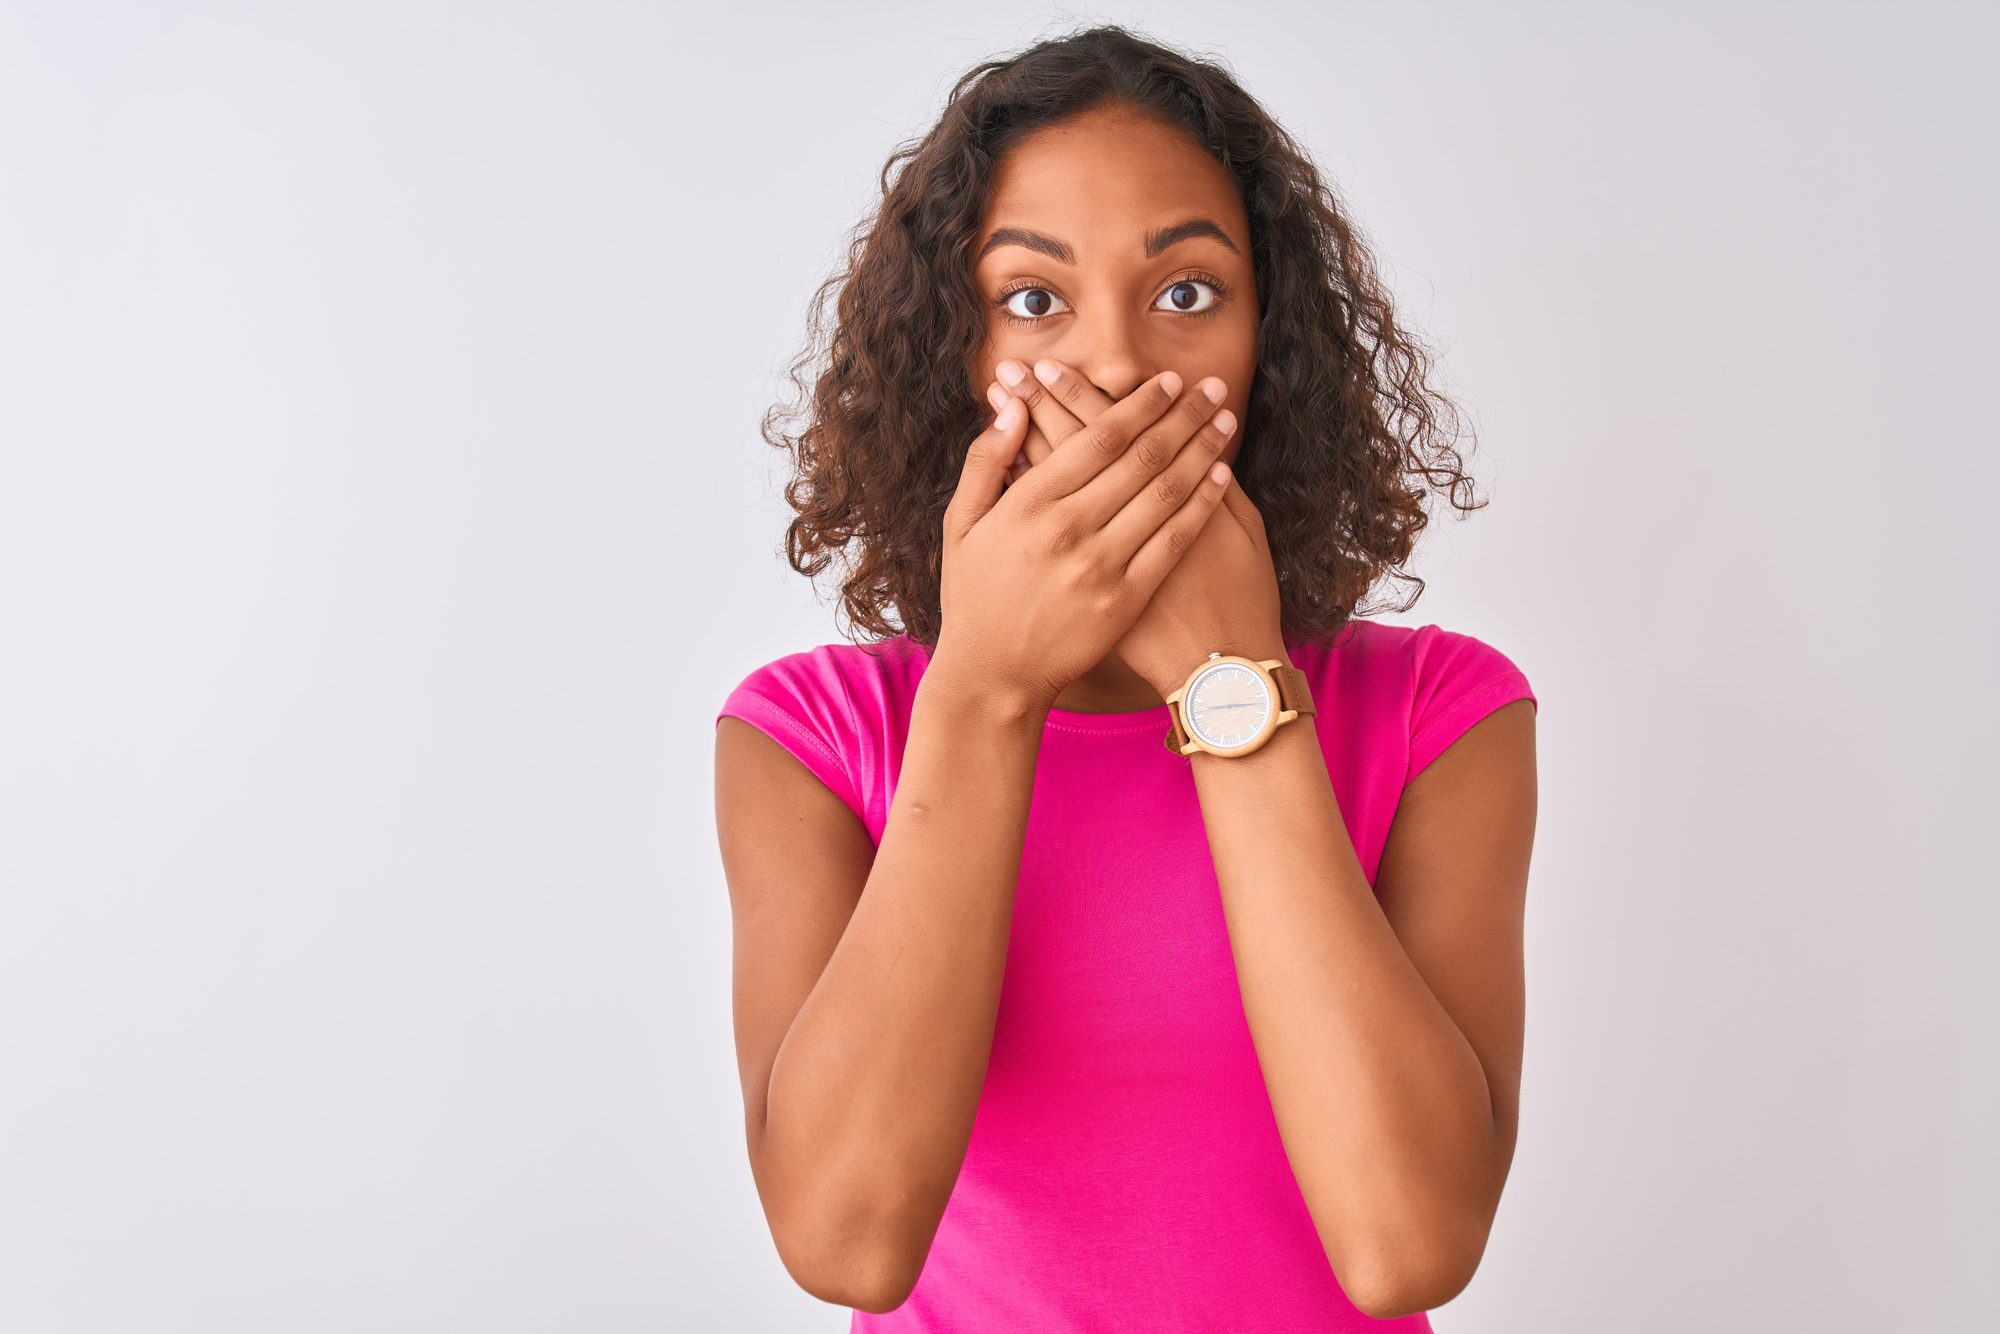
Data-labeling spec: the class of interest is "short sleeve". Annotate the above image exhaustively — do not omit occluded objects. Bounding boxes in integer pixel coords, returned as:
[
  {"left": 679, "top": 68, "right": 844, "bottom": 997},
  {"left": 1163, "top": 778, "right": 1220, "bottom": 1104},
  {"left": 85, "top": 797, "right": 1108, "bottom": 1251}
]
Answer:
[
  {"left": 1405, "top": 628, "right": 1536, "bottom": 782},
  {"left": 717, "top": 652, "right": 868, "bottom": 826},
  {"left": 716, "top": 640, "right": 927, "bottom": 841}
]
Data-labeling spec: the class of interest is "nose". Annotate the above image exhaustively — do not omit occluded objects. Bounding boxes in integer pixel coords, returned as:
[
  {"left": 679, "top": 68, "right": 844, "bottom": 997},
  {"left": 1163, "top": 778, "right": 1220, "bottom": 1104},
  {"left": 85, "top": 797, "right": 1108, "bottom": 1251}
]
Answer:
[{"left": 1069, "top": 304, "right": 1151, "bottom": 401}]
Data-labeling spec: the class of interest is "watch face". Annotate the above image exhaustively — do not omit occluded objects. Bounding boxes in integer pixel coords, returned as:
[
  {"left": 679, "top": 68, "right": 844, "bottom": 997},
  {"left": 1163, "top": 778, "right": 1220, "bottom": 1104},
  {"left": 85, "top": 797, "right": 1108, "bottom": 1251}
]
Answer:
[{"left": 1184, "top": 661, "right": 1273, "bottom": 750}]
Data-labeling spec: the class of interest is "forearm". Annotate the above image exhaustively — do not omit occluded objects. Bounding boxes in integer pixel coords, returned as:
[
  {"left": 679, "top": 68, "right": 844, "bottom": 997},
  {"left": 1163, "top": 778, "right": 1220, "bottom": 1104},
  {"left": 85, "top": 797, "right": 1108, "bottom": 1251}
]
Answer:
[
  {"left": 1193, "top": 721, "right": 1505, "bottom": 1311},
  {"left": 756, "top": 656, "right": 1045, "bottom": 1297}
]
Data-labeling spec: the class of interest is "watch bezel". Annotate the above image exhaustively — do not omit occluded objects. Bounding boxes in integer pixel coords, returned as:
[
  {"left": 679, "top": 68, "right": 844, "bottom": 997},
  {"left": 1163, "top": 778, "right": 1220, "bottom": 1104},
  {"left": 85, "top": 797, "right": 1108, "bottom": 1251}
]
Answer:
[{"left": 1166, "top": 655, "right": 1298, "bottom": 759}]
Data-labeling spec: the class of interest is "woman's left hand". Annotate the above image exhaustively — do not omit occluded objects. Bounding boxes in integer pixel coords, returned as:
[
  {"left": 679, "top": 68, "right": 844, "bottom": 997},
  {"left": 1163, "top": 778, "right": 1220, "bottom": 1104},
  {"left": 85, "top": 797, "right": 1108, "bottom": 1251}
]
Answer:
[{"left": 999, "top": 358, "right": 1288, "bottom": 694}]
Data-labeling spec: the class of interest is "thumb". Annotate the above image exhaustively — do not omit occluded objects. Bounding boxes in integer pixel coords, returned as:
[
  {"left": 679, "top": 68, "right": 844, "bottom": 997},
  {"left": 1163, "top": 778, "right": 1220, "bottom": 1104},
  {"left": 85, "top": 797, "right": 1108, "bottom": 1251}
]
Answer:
[{"left": 945, "top": 397, "right": 1027, "bottom": 537}]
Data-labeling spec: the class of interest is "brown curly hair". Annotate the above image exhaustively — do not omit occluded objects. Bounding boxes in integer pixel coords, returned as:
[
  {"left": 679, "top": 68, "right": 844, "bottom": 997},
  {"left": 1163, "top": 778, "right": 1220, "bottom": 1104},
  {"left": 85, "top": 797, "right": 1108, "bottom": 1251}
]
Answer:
[{"left": 766, "top": 25, "right": 1478, "bottom": 648}]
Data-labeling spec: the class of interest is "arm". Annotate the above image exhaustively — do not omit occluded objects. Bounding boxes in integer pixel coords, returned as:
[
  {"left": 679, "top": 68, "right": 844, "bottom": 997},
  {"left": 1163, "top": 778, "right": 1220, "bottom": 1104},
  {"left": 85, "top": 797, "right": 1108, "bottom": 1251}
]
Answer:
[
  {"left": 1188, "top": 695, "right": 1534, "bottom": 1316},
  {"left": 1126, "top": 484, "right": 1532, "bottom": 1316},
  {"left": 717, "top": 684, "right": 1042, "bottom": 1312},
  {"left": 716, "top": 375, "right": 1237, "bottom": 1311},
  {"left": 1015, "top": 359, "right": 1536, "bottom": 1316}
]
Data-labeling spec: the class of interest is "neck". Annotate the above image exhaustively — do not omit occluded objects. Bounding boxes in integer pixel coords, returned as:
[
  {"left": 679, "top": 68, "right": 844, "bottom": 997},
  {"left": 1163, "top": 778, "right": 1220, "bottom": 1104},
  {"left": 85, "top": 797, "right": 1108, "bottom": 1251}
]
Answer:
[{"left": 1052, "top": 652, "right": 1165, "bottom": 715}]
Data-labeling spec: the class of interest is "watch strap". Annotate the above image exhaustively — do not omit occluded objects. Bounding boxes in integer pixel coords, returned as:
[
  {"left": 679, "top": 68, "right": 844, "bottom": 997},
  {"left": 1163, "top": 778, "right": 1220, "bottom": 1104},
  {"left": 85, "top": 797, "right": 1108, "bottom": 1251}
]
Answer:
[
  {"left": 1265, "top": 662, "right": 1317, "bottom": 720},
  {"left": 1164, "top": 698, "right": 1192, "bottom": 756}
]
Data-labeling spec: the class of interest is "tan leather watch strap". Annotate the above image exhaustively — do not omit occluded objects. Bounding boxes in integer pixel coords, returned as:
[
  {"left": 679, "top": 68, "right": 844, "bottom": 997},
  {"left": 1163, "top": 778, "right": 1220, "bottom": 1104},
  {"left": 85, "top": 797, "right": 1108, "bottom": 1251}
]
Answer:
[{"left": 1267, "top": 662, "right": 1317, "bottom": 720}]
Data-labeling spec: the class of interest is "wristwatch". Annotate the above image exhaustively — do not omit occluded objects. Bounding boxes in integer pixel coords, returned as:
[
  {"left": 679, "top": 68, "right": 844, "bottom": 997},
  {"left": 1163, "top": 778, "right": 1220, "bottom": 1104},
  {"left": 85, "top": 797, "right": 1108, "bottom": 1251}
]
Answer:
[{"left": 1164, "top": 653, "right": 1316, "bottom": 759}]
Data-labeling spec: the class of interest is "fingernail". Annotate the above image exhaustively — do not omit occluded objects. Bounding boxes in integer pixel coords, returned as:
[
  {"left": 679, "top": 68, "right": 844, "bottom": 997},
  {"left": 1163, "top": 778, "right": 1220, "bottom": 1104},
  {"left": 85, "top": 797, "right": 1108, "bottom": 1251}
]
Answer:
[
  {"left": 1033, "top": 360, "right": 1061, "bottom": 386},
  {"left": 1159, "top": 371, "right": 1182, "bottom": 397},
  {"left": 1202, "top": 379, "right": 1226, "bottom": 404},
  {"left": 1213, "top": 409, "right": 1237, "bottom": 436},
  {"left": 987, "top": 384, "right": 1010, "bottom": 412},
  {"left": 997, "top": 361, "right": 1027, "bottom": 387},
  {"left": 1210, "top": 462, "right": 1231, "bottom": 485},
  {"left": 996, "top": 399, "right": 1022, "bottom": 430}
]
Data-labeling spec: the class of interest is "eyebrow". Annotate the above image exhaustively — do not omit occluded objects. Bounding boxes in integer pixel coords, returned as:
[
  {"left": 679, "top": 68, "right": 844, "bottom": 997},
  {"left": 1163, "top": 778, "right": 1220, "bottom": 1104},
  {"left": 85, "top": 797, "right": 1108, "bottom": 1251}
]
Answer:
[
  {"left": 978, "top": 227, "right": 1075, "bottom": 264},
  {"left": 1145, "top": 218, "right": 1240, "bottom": 257}
]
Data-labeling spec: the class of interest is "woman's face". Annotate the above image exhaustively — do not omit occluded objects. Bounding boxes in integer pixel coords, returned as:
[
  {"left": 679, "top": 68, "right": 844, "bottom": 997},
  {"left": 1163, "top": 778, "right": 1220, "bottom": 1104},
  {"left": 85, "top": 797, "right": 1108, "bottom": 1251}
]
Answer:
[{"left": 970, "top": 105, "right": 1260, "bottom": 458}]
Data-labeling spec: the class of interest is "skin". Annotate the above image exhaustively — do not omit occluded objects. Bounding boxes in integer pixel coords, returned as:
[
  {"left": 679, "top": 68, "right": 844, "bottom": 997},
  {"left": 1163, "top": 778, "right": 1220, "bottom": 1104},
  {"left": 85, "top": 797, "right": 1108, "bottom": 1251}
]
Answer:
[
  {"left": 715, "top": 105, "right": 1537, "bottom": 1318},
  {"left": 969, "top": 105, "right": 1260, "bottom": 713}
]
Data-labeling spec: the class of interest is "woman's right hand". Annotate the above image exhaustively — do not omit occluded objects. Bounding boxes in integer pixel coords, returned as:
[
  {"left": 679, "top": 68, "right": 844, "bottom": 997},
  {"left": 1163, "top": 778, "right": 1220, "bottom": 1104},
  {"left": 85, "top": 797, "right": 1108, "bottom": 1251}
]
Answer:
[{"left": 933, "top": 371, "right": 1237, "bottom": 711}]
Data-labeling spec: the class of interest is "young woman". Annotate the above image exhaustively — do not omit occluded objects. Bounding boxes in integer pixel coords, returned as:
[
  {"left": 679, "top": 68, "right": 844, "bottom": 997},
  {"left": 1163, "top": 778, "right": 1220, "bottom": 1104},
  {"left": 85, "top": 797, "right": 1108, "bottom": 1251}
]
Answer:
[{"left": 714, "top": 27, "right": 1536, "bottom": 1331}]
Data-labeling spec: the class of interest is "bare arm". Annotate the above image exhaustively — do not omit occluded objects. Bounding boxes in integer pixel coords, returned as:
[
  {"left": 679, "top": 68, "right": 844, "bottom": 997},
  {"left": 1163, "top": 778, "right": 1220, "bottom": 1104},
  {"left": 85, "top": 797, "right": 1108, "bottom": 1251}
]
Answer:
[
  {"left": 717, "top": 683, "right": 1041, "bottom": 1311},
  {"left": 716, "top": 374, "right": 1236, "bottom": 1311},
  {"left": 1018, "top": 359, "right": 1536, "bottom": 1316},
  {"left": 1189, "top": 698, "right": 1535, "bottom": 1316}
]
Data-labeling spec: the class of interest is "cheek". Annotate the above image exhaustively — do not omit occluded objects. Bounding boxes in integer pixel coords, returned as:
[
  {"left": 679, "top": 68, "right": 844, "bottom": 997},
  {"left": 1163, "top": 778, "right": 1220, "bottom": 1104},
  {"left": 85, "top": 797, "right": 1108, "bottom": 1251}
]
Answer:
[
  {"left": 1219, "top": 320, "right": 1258, "bottom": 429},
  {"left": 968, "top": 318, "right": 1026, "bottom": 396},
  {"left": 967, "top": 339, "right": 1001, "bottom": 400}
]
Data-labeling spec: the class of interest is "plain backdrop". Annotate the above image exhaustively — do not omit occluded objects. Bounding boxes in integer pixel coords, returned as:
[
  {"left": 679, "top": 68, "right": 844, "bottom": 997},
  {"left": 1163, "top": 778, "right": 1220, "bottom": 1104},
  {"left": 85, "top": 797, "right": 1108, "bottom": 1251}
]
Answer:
[{"left": 2, "top": 2, "right": 1994, "bottom": 1330}]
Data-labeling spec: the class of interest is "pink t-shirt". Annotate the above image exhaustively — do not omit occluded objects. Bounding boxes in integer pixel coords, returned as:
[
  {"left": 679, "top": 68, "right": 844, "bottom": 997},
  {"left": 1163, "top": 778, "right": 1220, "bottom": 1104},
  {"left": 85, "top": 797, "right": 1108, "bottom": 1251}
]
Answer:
[{"left": 719, "top": 621, "right": 1534, "bottom": 1331}]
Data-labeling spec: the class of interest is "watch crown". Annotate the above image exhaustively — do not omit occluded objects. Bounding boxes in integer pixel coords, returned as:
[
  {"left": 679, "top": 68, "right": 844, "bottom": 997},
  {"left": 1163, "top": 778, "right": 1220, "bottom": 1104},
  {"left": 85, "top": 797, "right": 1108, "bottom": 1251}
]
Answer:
[{"left": 1208, "top": 652, "right": 1220, "bottom": 659}]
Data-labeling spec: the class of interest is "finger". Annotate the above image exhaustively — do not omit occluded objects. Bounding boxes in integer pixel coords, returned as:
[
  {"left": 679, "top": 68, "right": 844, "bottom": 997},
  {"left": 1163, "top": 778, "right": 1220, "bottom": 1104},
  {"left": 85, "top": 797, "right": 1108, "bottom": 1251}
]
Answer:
[
  {"left": 1099, "top": 405, "right": 1236, "bottom": 557},
  {"left": 1022, "top": 423, "right": 1055, "bottom": 466},
  {"left": 1072, "top": 377, "right": 1226, "bottom": 527},
  {"left": 1125, "top": 459, "right": 1233, "bottom": 593},
  {"left": 944, "top": 394, "right": 1027, "bottom": 537},
  {"left": 986, "top": 379, "right": 1055, "bottom": 464},
  {"left": 996, "top": 359, "right": 1087, "bottom": 449},
  {"left": 1031, "top": 358, "right": 1116, "bottom": 426},
  {"left": 1011, "top": 370, "right": 1184, "bottom": 501}
]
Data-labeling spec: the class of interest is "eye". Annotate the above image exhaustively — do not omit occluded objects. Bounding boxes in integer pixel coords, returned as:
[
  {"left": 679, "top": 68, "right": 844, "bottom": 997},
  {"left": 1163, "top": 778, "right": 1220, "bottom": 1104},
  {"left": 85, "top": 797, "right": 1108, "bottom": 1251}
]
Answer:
[
  {"left": 1156, "top": 280, "right": 1220, "bottom": 313},
  {"left": 1002, "top": 288, "right": 1069, "bottom": 319}
]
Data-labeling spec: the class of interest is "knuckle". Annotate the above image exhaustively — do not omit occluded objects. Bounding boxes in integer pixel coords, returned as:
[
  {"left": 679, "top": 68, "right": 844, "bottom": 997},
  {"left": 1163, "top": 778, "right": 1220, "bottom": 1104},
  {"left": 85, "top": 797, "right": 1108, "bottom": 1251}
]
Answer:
[
  {"left": 1047, "top": 515, "right": 1087, "bottom": 555},
  {"left": 1082, "top": 424, "right": 1124, "bottom": 459},
  {"left": 1151, "top": 472, "right": 1189, "bottom": 509},
  {"left": 1133, "top": 435, "right": 1175, "bottom": 473}
]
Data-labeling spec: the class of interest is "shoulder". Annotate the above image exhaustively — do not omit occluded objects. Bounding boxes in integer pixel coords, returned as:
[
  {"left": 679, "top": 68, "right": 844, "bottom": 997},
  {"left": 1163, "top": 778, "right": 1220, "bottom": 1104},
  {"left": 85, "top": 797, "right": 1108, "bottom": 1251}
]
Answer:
[
  {"left": 721, "top": 639, "right": 927, "bottom": 725},
  {"left": 724, "top": 636, "right": 916, "bottom": 708},
  {"left": 1292, "top": 621, "right": 1535, "bottom": 778},
  {"left": 1294, "top": 620, "right": 1532, "bottom": 698},
  {"left": 1293, "top": 619, "right": 1520, "bottom": 678}
]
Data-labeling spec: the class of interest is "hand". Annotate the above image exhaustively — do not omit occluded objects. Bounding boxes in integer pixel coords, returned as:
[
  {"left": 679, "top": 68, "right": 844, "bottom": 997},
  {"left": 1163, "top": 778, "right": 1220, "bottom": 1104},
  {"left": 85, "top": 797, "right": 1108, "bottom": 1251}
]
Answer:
[
  {"left": 933, "top": 371, "right": 1236, "bottom": 712},
  {"left": 1002, "top": 360, "right": 1286, "bottom": 696}
]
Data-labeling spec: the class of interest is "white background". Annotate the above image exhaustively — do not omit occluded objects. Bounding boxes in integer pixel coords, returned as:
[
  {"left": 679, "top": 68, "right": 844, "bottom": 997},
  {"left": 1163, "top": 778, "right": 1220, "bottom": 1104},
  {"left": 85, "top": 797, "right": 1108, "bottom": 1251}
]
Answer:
[{"left": 3, "top": 2, "right": 1994, "bottom": 1330}]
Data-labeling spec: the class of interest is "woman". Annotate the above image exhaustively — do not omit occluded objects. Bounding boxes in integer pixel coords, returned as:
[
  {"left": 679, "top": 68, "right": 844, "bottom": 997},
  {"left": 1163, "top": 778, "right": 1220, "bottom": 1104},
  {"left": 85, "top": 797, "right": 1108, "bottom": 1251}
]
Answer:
[{"left": 714, "top": 27, "right": 1536, "bottom": 1330}]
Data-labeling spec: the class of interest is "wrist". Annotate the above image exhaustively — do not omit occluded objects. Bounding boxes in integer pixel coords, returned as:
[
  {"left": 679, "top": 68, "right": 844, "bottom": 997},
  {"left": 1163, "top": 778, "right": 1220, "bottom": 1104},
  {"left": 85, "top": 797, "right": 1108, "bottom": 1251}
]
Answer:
[
  {"left": 1186, "top": 702, "right": 1319, "bottom": 776},
  {"left": 919, "top": 642, "right": 1057, "bottom": 729}
]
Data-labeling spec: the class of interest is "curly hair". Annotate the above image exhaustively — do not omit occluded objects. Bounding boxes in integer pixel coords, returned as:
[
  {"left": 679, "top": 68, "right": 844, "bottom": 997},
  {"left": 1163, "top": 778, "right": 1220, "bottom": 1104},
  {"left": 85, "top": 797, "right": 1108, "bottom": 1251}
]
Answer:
[{"left": 765, "top": 25, "right": 1478, "bottom": 648}]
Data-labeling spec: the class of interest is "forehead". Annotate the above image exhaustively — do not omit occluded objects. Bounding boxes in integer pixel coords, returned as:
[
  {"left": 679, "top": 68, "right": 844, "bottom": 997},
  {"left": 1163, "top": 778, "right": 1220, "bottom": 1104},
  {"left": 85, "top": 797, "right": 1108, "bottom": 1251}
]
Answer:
[{"left": 980, "top": 107, "right": 1248, "bottom": 250}]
